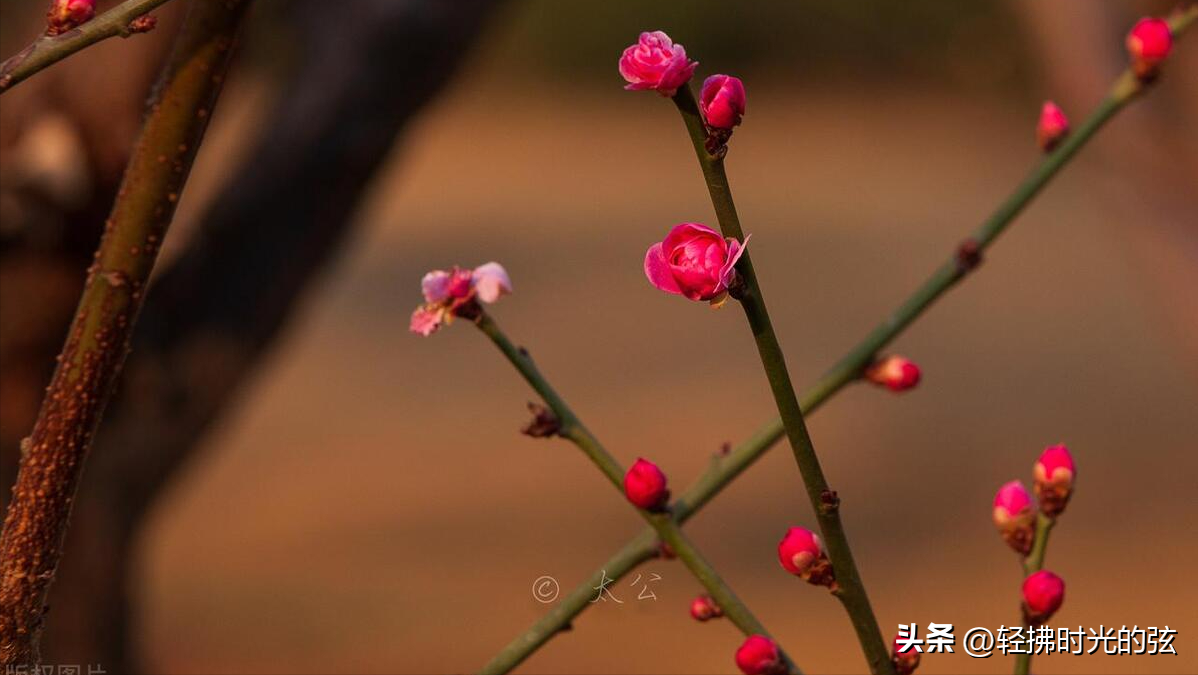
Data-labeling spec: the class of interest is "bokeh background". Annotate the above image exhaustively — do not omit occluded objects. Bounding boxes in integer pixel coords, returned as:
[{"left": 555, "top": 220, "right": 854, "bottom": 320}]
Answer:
[{"left": 2, "top": 1, "right": 1197, "bottom": 673}]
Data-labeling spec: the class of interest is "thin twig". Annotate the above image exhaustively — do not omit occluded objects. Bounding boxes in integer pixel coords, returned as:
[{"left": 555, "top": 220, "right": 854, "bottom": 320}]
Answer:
[
  {"left": 1013, "top": 513, "right": 1056, "bottom": 675},
  {"left": 671, "top": 84, "right": 893, "bottom": 675},
  {"left": 0, "top": 0, "right": 252, "bottom": 664},
  {"left": 475, "top": 311, "right": 800, "bottom": 674},
  {"left": 480, "top": 10, "right": 1198, "bottom": 670},
  {"left": 0, "top": 0, "right": 180, "bottom": 93}
]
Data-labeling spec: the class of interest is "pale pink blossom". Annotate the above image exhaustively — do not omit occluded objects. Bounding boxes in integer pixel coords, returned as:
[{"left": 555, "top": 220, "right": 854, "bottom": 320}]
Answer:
[
  {"left": 644, "top": 223, "right": 749, "bottom": 304},
  {"left": 410, "top": 262, "right": 511, "bottom": 336},
  {"left": 618, "top": 31, "right": 698, "bottom": 96}
]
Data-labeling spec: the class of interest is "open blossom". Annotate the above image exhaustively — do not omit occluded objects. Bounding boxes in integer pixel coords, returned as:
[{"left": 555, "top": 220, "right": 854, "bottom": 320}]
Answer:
[
  {"left": 993, "top": 480, "right": 1036, "bottom": 555},
  {"left": 1022, "top": 570, "right": 1065, "bottom": 624},
  {"left": 619, "top": 31, "right": 698, "bottom": 96},
  {"left": 623, "top": 458, "right": 669, "bottom": 510},
  {"left": 409, "top": 262, "right": 511, "bottom": 336},
  {"left": 700, "top": 75, "right": 746, "bottom": 129},
  {"left": 1033, "top": 444, "right": 1075, "bottom": 517},
  {"left": 777, "top": 526, "right": 834, "bottom": 587},
  {"left": 735, "top": 635, "right": 785, "bottom": 675},
  {"left": 689, "top": 594, "right": 723, "bottom": 622},
  {"left": 1126, "top": 17, "right": 1173, "bottom": 77},
  {"left": 1036, "top": 101, "right": 1069, "bottom": 152},
  {"left": 865, "top": 355, "right": 921, "bottom": 392},
  {"left": 47, "top": 0, "right": 95, "bottom": 34},
  {"left": 644, "top": 223, "right": 749, "bottom": 305}
]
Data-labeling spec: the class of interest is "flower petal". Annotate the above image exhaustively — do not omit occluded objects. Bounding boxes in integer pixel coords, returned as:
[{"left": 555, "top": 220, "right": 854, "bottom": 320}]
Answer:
[
  {"left": 644, "top": 243, "right": 682, "bottom": 295},
  {"left": 421, "top": 270, "right": 451, "bottom": 304},
  {"left": 409, "top": 305, "right": 444, "bottom": 336},
  {"left": 473, "top": 262, "right": 512, "bottom": 304},
  {"left": 719, "top": 234, "right": 750, "bottom": 286}
]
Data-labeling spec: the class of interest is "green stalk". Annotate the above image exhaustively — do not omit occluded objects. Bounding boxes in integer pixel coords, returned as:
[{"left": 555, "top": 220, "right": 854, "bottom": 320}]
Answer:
[
  {"left": 475, "top": 311, "right": 800, "bottom": 675},
  {"left": 672, "top": 84, "right": 892, "bottom": 675},
  {"left": 0, "top": 0, "right": 181, "bottom": 93},
  {"left": 1013, "top": 513, "right": 1056, "bottom": 675},
  {"left": 481, "top": 9, "right": 1197, "bottom": 672}
]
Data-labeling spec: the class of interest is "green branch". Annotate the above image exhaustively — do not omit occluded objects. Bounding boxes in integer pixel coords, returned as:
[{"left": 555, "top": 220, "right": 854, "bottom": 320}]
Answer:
[
  {"left": 672, "top": 84, "right": 892, "bottom": 675},
  {"left": 1013, "top": 513, "right": 1056, "bottom": 675},
  {"left": 475, "top": 311, "right": 800, "bottom": 674},
  {"left": 479, "top": 11, "right": 1198, "bottom": 669},
  {"left": 0, "top": 0, "right": 180, "bottom": 93}
]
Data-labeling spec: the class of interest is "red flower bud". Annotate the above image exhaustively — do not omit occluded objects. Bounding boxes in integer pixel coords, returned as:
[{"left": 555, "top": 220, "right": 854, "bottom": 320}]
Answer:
[
  {"left": 46, "top": 0, "right": 95, "bottom": 35},
  {"left": 689, "top": 594, "right": 723, "bottom": 622},
  {"left": 777, "top": 526, "right": 835, "bottom": 588},
  {"left": 1033, "top": 443, "right": 1075, "bottom": 517},
  {"left": 735, "top": 635, "right": 785, "bottom": 675},
  {"left": 1022, "top": 570, "right": 1065, "bottom": 625},
  {"left": 1126, "top": 17, "right": 1173, "bottom": 78},
  {"left": 892, "top": 634, "right": 921, "bottom": 675},
  {"left": 993, "top": 480, "right": 1036, "bottom": 555},
  {"left": 623, "top": 458, "right": 669, "bottom": 510},
  {"left": 1036, "top": 101, "right": 1069, "bottom": 152},
  {"left": 865, "top": 355, "right": 921, "bottom": 392},
  {"left": 700, "top": 74, "right": 747, "bottom": 130}
]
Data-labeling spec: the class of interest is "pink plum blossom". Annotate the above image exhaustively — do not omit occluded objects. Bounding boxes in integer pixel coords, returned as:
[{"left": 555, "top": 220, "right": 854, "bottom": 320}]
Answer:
[
  {"left": 409, "top": 262, "right": 511, "bottom": 336},
  {"left": 993, "top": 480, "right": 1036, "bottom": 555},
  {"left": 735, "top": 635, "right": 785, "bottom": 675},
  {"left": 1033, "top": 443, "right": 1075, "bottom": 516},
  {"left": 644, "top": 223, "right": 749, "bottom": 304},
  {"left": 700, "top": 75, "right": 746, "bottom": 129},
  {"left": 1126, "top": 17, "right": 1173, "bottom": 76},
  {"left": 618, "top": 31, "right": 698, "bottom": 96},
  {"left": 1022, "top": 570, "right": 1065, "bottom": 624},
  {"left": 623, "top": 458, "right": 669, "bottom": 510}
]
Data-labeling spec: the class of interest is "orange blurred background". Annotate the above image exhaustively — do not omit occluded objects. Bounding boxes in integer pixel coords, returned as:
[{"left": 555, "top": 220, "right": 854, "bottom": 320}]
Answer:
[{"left": 3, "top": 1, "right": 1197, "bottom": 673}]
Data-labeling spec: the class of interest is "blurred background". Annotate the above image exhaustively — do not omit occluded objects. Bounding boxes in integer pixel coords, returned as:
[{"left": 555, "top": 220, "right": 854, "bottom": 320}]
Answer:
[{"left": 2, "top": 0, "right": 1196, "bottom": 673}]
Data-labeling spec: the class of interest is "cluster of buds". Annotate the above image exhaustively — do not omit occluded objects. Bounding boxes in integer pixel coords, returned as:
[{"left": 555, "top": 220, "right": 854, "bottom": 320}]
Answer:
[
  {"left": 689, "top": 594, "right": 723, "bottom": 622},
  {"left": 409, "top": 262, "right": 511, "bottom": 336},
  {"left": 735, "top": 635, "right": 786, "bottom": 675},
  {"left": 619, "top": 30, "right": 748, "bottom": 156},
  {"left": 1126, "top": 17, "right": 1174, "bottom": 79},
  {"left": 623, "top": 458, "right": 670, "bottom": 511},
  {"left": 891, "top": 634, "right": 921, "bottom": 675},
  {"left": 864, "top": 355, "right": 921, "bottom": 393},
  {"left": 777, "top": 526, "right": 835, "bottom": 588},
  {"left": 1036, "top": 101, "right": 1070, "bottom": 152},
  {"left": 992, "top": 444, "right": 1076, "bottom": 554},
  {"left": 1021, "top": 570, "right": 1066, "bottom": 625},
  {"left": 46, "top": 0, "right": 95, "bottom": 35}
]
